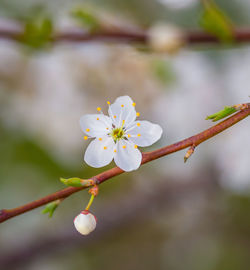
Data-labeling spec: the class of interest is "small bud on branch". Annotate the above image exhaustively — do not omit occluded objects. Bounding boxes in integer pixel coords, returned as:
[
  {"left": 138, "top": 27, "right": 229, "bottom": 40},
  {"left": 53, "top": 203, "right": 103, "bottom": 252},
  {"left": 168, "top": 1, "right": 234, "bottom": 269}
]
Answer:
[
  {"left": 184, "top": 145, "right": 196, "bottom": 163},
  {"left": 60, "top": 177, "right": 94, "bottom": 187}
]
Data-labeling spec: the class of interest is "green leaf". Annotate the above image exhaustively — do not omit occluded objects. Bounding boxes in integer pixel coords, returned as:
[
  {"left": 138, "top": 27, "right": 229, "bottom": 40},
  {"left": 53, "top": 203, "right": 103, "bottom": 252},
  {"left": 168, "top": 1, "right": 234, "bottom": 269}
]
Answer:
[
  {"left": 60, "top": 177, "right": 84, "bottom": 187},
  {"left": 41, "top": 200, "right": 60, "bottom": 218},
  {"left": 200, "top": 0, "right": 234, "bottom": 42},
  {"left": 71, "top": 7, "right": 101, "bottom": 32},
  {"left": 206, "top": 106, "right": 237, "bottom": 122},
  {"left": 20, "top": 16, "right": 53, "bottom": 50}
]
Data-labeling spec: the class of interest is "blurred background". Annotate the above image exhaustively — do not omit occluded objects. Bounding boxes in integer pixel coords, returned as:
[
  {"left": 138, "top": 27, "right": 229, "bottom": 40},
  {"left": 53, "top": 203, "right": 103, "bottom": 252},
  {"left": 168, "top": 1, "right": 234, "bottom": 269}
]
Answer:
[{"left": 0, "top": 0, "right": 250, "bottom": 269}]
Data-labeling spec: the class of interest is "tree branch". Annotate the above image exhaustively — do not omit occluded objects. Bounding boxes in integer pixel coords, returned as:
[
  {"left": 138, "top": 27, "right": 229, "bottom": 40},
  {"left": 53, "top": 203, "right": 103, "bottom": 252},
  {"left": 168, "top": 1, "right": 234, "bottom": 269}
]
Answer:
[
  {"left": 1, "top": 104, "right": 250, "bottom": 223},
  {"left": 1, "top": 24, "right": 250, "bottom": 45}
]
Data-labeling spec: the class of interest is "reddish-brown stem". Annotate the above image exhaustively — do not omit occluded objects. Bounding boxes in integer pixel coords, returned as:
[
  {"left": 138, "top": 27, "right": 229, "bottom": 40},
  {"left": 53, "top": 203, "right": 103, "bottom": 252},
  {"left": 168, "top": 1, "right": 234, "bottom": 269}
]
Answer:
[
  {"left": 1, "top": 105, "right": 249, "bottom": 223},
  {"left": 2, "top": 25, "right": 250, "bottom": 45}
]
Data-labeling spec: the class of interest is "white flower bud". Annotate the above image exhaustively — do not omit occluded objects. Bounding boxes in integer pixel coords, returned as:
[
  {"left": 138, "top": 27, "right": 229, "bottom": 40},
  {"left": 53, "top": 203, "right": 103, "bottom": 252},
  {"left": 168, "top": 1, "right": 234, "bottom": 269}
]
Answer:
[
  {"left": 74, "top": 210, "right": 97, "bottom": 235},
  {"left": 148, "top": 23, "right": 185, "bottom": 54}
]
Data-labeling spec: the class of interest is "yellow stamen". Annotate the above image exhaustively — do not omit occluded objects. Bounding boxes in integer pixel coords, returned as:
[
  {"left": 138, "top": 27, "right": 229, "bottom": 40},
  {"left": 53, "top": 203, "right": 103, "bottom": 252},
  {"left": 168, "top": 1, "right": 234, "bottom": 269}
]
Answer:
[
  {"left": 121, "top": 104, "right": 124, "bottom": 107},
  {"left": 97, "top": 107, "right": 101, "bottom": 112},
  {"left": 86, "top": 128, "right": 90, "bottom": 132},
  {"left": 132, "top": 102, "right": 136, "bottom": 107},
  {"left": 134, "top": 145, "right": 138, "bottom": 149},
  {"left": 136, "top": 112, "right": 140, "bottom": 117},
  {"left": 114, "top": 115, "right": 117, "bottom": 119},
  {"left": 137, "top": 133, "right": 141, "bottom": 137},
  {"left": 99, "top": 138, "right": 102, "bottom": 141},
  {"left": 107, "top": 101, "right": 111, "bottom": 105},
  {"left": 84, "top": 136, "right": 88, "bottom": 140},
  {"left": 127, "top": 134, "right": 131, "bottom": 138},
  {"left": 137, "top": 123, "right": 141, "bottom": 126},
  {"left": 114, "top": 149, "right": 117, "bottom": 153},
  {"left": 121, "top": 119, "right": 125, "bottom": 128},
  {"left": 106, "top": 127, "right": 109, "bottom": 130},
  {"left": 122, "top": 145, "right": 126, "bottom": 149},
  {"left": 96, "top": 117, "right": 100, "bottom": 120},
  {"left": 104, "top": 146, "right": 107, "bottom": 150}
]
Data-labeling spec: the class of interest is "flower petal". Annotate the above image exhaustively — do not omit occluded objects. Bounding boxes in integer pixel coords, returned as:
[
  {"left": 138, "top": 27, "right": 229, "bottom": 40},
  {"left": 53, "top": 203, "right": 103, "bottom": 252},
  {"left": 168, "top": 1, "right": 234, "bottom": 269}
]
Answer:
[
  {"left": 114, "top": 140, "right": 142, "bottom": 171},
  {"left": 127, "top": 120, "right": 163, "bottom": 147},
  {"left": 84, "top": 136, "right": 115, "bottom": 167},
  {"left": 80, "top": 114, "right": 112, "bottom": 137},
  {"left": 108, "top": 96, "right": 136, "bottom": 128}
]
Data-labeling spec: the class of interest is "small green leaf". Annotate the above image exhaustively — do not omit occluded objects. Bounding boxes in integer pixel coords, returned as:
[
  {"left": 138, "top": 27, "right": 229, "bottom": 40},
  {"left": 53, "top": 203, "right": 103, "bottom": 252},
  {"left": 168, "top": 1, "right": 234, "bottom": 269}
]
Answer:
[
  {"left": 41, "top": 200, "right": 60, "bottom": 218},
  {"left": 71, "top": 7, "right": 101, "bottom": 32},
  {"left": 206, "top": 106, "right": 237, "bottom": 122},
  {"left": 20, "top": 16, "right": 53, "bottom": 50},
  {"left": 60, "top": 177, "right": 84, "bottom": 187},
  {"left": 200, "top": 0, "right": 234, "bottom": 42}
]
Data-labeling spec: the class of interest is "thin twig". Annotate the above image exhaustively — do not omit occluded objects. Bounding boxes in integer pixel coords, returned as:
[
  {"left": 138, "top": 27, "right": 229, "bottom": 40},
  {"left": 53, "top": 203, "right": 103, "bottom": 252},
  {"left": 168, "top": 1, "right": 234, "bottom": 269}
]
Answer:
[{"left": 0, "top": 104, "right": 249, "bottom": 223}]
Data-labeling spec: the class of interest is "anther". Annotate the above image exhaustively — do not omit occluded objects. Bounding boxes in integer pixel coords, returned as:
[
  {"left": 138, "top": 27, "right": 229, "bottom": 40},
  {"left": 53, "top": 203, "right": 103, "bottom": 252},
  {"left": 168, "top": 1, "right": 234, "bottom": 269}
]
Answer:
[
  {"left": 134, "top": 145, "right": 138, "bottom": 149},
  {"left": 137, "top": 133, "right": 141, "bottom": 137},
  {"left": 136, "top": 112, "right": 140, "bottom": 117},
  {"left": 97, "top": 107, "right": 101, "bottom": 112},
  {"left": 114, "top": 115, "right": 117, "bottom": 119},
  {"left": 127, "top": 134, "right": 131, "bottom": 138},
  {"left": 114, "top": 149, "right": 117, "bottom": 153},
  {"left": 86, "top": 128, "right": 90, "bottom": 132},
  {"left": 121, "top": 104, "right": 124, "bottom": 107},
  {"left": 103, "top": 146, "right": 107, "bottom": 150},
  {"left": 137, "top": 123, "right": 141, "bottom": 126},
  {"left": 84, "top": 136, "right": 88, "bottom": 140},
  {"left": 132, "top": 102, "right": 136, "bottom": 107},
  {"left": 96, "top": 117, "right": 100, "bottom": 120},
  {"left": 99, "top": 138, "right": 102, "bottom": 141},
  {"left": 107, "top": 101, "right": 111, "bottom": 105},
  {"left": 122, "top": 145, "right": 126, "bottom": 149}
]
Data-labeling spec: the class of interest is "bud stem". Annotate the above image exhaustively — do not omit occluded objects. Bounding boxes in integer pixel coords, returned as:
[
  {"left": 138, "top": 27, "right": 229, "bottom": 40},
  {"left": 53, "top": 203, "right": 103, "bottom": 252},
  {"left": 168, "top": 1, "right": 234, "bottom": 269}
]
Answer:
[{"left": 85, "top": 194, "right": 95, "bottom": 211}]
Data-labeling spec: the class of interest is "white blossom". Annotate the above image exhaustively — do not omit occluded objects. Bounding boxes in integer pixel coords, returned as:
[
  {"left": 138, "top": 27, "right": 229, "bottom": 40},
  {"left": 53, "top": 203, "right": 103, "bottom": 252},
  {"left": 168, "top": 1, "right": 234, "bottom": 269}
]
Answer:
[
  {"left": 80, "top": 96, "right": 163, "bottom": 172},
  {"left": 74, "top": 210, "right": 97, "bottom": 235}
]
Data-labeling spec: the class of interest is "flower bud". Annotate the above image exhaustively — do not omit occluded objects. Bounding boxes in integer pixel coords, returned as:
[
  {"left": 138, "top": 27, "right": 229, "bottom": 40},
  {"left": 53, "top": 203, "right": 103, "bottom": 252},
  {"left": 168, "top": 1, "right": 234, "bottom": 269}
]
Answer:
[
  {"left": 74, "top": 210, "right": 97, "bottom": 235},
  {"left": 148, "top": 23, "right": 184, "bottom": 54}
]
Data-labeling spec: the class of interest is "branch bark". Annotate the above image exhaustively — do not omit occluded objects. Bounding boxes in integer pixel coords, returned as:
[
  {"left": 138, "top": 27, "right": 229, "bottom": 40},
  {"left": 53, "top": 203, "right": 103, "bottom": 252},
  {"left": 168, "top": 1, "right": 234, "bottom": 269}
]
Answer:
[
  {"left": 1, "top": 104, "right": 250, "bottom": 223},
  {"left": 1, "top": 24, "right": 250, "bottom": 45}
]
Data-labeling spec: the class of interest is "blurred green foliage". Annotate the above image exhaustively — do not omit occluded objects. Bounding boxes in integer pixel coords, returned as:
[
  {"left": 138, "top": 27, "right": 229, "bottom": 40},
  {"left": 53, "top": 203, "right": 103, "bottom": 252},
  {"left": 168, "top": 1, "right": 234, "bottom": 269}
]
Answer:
[
  {"left": 19, "top": 16, "right": 53, "bottom": 50},
  {"left": 200, "top": 0, "right": 234, "bottom": 42},
  {"left": 71, "top": 7, "right": 101, "bottom": 32},
  {"left": 151, "top": 59, "right": 176, "bottom": 86}
]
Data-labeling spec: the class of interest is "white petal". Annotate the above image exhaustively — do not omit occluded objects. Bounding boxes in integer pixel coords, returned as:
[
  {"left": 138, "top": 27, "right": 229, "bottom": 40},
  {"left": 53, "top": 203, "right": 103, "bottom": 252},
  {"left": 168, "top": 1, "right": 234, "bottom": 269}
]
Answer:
[
  {"left": 108, "top": 96, "right": 136, "bottom": 128},
  {"left": 114, "top": 140, "right": 142, "bottom": 172},
  {"left": 74, "top": 212, "right": 96, "bottom": 235},
  {"left": 80, "top": 114, "right": 112, "bottom": 137},
  {"left": 84, "top": 136, "right": 115, "bottom": 168},
  {"left": 127, "top": 120, "right": 163, "bottom": 147}
]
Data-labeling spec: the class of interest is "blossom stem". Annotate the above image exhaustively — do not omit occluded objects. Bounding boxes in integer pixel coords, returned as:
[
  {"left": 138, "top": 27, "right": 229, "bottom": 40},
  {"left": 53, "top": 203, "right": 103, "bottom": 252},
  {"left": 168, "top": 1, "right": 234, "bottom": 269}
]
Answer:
[
  {"left": 0, "top": 104, "right": 250, "bottom": 223},
  {"left": 85, "top": 194, "right": 95, "bottom": 211}
]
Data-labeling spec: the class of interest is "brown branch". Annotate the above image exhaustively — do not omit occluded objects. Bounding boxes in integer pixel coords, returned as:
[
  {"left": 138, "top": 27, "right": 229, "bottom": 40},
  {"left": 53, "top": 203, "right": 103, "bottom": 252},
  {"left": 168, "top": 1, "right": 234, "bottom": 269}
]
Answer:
[
  {"left": 0, "top": 173, "right": 218, "bottom": 269},
  {"left": 1, "top": 23, "right": 250, "bottom": 45},
  {"left": 1, "top": 104, "right": 250, "bottom": 223}
]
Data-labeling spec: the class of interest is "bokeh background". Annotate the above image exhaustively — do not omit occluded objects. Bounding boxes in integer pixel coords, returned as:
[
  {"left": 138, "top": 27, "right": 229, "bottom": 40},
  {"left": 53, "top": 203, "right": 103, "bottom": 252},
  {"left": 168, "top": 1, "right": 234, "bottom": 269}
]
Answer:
[{"left": 0, "top": 0, "right": 250, "bottom": 269}]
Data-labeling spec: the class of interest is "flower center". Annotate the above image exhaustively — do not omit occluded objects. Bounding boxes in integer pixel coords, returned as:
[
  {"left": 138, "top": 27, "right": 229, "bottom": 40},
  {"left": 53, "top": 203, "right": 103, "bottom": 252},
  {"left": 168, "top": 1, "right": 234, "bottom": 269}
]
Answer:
[{"left": 110, "top": 127, "right": 125, "bottom": 142}]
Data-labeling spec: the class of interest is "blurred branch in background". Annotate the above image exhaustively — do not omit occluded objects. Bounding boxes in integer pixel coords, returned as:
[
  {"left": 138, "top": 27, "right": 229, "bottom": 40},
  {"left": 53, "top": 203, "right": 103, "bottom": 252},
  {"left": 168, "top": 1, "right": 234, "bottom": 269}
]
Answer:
[
  {"left": 1, "top": 104, "right": 249, "bottom": 223},
  {"left": 0, "top": 172, "right": 219, "bottom": 269},
  {"left": 2, "top": 21, "right": 250, "bottom": 46}
]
